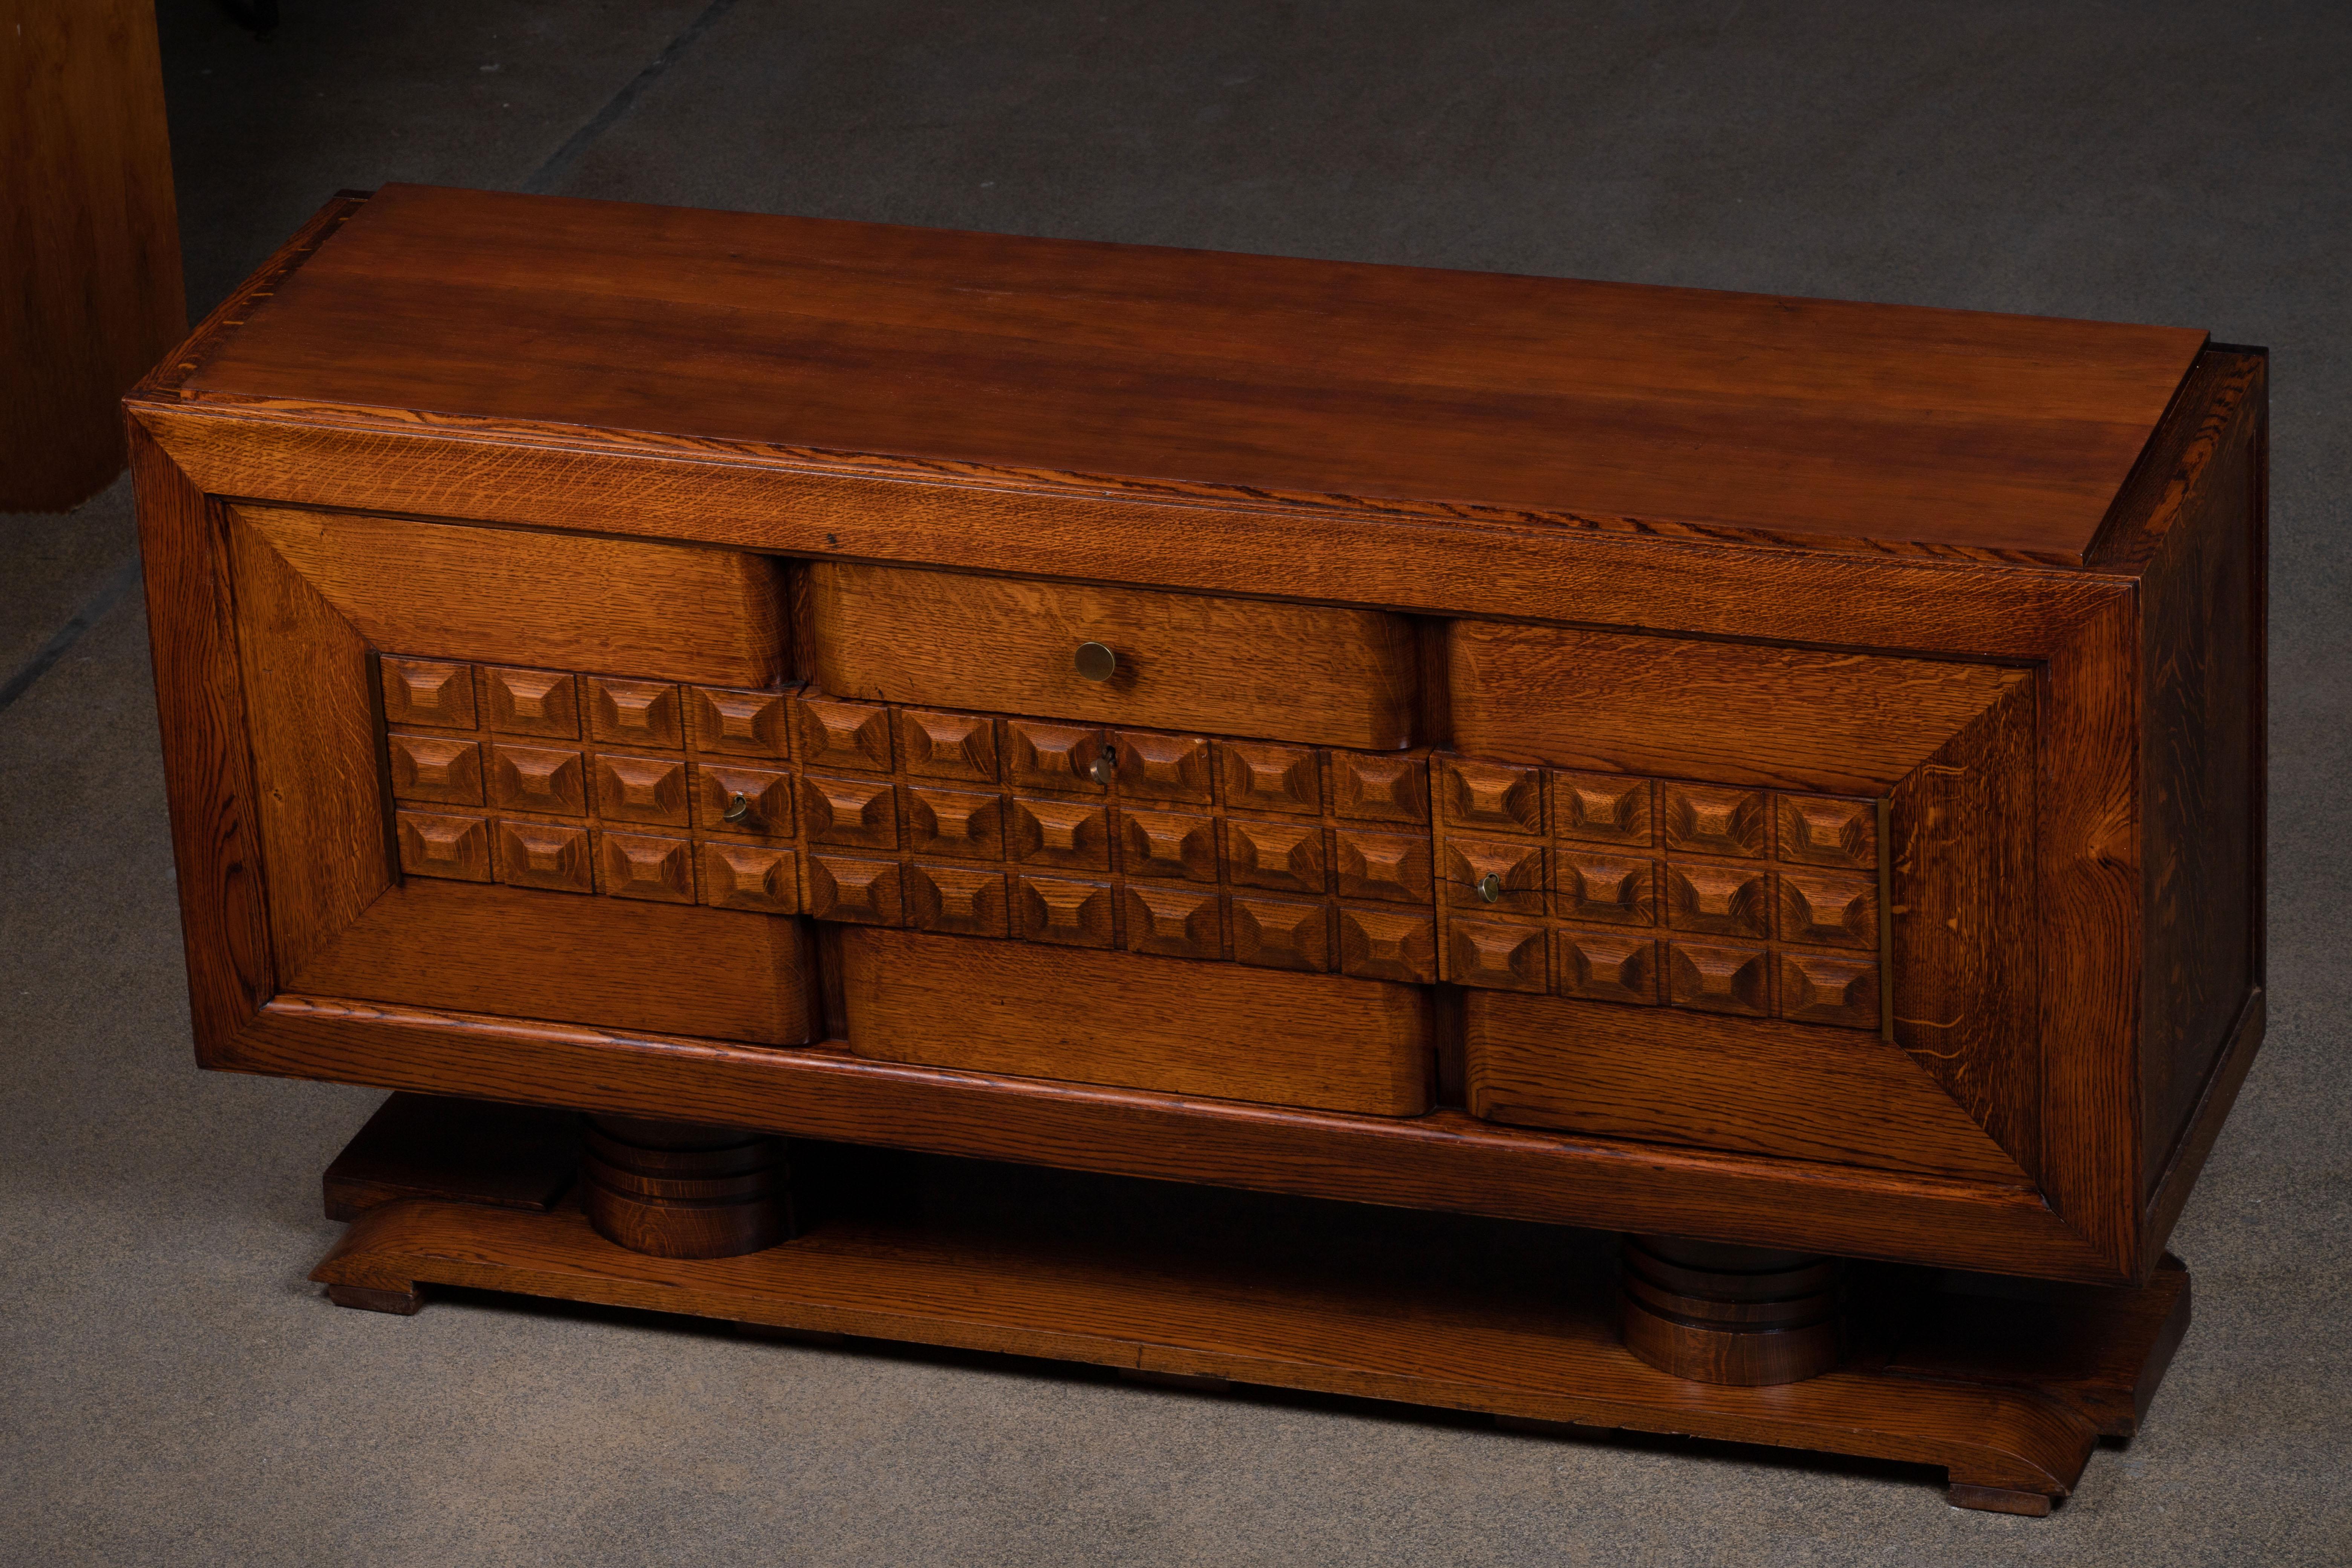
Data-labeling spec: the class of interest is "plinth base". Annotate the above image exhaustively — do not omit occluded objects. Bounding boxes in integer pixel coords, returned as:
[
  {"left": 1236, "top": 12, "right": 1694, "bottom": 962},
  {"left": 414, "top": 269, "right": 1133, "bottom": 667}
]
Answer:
[{"left": 313, "top": 1095, "right": 2191, "bottom": 1516}]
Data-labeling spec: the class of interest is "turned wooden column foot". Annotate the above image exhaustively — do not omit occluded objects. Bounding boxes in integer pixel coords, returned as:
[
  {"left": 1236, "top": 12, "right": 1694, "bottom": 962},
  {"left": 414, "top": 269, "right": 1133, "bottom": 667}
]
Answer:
[
  {"left": 582, "top": 1115, "right": 797, "bottom": 1259},
  {"left": 1618, "top": 1235, "right": 1843, "bottom": 1386}
]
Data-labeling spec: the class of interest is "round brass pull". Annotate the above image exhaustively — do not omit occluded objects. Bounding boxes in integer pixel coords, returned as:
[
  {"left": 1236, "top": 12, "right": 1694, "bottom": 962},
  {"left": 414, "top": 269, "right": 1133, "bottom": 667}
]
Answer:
[
  {"left": 722, "top": 792, "right": 751, "bottom": 824},
  {"left": 1073, "top": 641, "right": 1117, "bottom": 682},
  {"left": 1476, "top": 872, "right": 1503, "bottom": 903}
]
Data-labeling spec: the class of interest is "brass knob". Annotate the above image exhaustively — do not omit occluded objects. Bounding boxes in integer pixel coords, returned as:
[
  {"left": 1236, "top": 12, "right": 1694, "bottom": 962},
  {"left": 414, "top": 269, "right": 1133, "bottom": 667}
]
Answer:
[
  {"left": 1090, "top": 745, "right": 1118, "bottom": 786},
  {"left": 1477, "top": 872, "right": 1503, "bottom": 903},
  {"left": 1074, "top": 641, "right": 1117, "bottom": 682},
  {"left": 723, "top": 792, "right": 751, "bottom": 824}
]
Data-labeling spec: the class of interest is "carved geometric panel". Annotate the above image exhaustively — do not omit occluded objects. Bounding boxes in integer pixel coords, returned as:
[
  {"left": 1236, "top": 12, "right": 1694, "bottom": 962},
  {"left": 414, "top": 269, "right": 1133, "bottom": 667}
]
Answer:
[
  {"left": 375, "top": 655, "right": 1888, "bottom": 1025},
  {"left": 1432, "top": 756, "right": 1886, "bottom": 1031},
  {"left": 375, "top": 657, "right": 796, "bottom": 916}
]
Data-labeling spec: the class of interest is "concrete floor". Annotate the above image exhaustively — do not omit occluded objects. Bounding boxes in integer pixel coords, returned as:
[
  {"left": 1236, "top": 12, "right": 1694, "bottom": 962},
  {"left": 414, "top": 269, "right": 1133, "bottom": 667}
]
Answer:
[{"left": 5, "top": 2, "right": 2349, "bottom": 1561}]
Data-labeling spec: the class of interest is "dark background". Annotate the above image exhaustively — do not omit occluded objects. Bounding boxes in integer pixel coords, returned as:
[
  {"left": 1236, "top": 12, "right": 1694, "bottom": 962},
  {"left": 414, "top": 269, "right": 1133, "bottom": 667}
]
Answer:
[{"left": 4, "top": 3, "right": 2347, "bottom": 1561}]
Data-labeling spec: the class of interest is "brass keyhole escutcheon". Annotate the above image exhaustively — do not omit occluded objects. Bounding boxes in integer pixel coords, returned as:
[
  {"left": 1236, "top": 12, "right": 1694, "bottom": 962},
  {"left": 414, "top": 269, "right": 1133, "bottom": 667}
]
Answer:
[
  {"left": 1477, "top": 872, "right": 1503, "bottom": 903},
  {"left": 723, "top": 792, "right": 751, "bottom": 823},
  {"left": 1074, "top": 641, "right": 1117, "bottom": 682},
  {"left": 1090, "top": 744, "right": 1118, "bottom": 786}
]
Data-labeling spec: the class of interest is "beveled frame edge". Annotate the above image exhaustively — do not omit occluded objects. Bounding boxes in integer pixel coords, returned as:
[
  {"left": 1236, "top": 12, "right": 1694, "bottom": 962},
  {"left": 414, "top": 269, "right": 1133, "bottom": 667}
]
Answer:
[{"left": 226, "top": 994, "right": 2127, "bottom": 1282}]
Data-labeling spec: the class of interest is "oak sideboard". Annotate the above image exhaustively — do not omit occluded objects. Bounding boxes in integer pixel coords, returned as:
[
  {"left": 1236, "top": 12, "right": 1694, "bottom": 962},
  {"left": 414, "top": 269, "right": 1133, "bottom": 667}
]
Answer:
[{"left": 129, "top": 184, "right": 2266, "bottom": 1513}]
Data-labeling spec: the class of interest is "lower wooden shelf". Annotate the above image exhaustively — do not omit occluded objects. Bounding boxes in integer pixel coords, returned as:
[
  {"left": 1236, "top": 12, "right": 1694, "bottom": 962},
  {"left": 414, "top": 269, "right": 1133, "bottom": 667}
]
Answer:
[{"left": 312, "top": 1094, "right": 2191, "bottom": 1516}]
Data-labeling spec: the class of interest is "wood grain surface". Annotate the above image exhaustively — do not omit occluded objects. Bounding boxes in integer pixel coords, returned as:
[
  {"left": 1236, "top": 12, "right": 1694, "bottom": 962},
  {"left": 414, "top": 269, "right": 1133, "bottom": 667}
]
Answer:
[
  {"left": 222, "top": 995, "right": 2116, "bottom": 1279},
  {"left": 1461, "top": 992, "right": 2032, "bottom": 1184},
  {"left": 1449, "top": 622, "right": 2032, "bottom": 795},
  {"left": 288, "top": 879, "right": 815, "bottom": 1046},
  {"left": 224, "top": 513, "right": 390, "bottom": 980},
  {"left": 808, "top": 562, "right": 1419, "bottom": 750},
  {"left": 130, "top": 426, "right": 274, "bottom": 1048},
  {"left": 3, "top": 0, "right": 183, "bottom": 508},
  {"left": 234, "top": 504, "right": 788, "bottom": 687},
  {"left": 183, "top": 183, "right": 2204, "bottom": 560},
  {"left": 840, "top": 926, "right": 1433, "bottom": 1116}
]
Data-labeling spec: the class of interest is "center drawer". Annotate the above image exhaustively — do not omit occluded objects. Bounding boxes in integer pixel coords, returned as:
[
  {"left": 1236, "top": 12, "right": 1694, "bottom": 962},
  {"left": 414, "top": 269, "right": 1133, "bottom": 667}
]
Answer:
[
  {"left": 806, "top": 562, "right": 1421, "bottom": 751},
  {"left": 840, "top": 926, "right": 1435, "bottom": 1116}
]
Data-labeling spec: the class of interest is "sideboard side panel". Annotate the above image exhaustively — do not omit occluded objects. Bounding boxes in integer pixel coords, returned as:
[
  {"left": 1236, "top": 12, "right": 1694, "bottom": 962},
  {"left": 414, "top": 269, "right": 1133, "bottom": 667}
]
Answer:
[{"left": 2138, "top": 356, "right": 2267, "bottom": 1198}]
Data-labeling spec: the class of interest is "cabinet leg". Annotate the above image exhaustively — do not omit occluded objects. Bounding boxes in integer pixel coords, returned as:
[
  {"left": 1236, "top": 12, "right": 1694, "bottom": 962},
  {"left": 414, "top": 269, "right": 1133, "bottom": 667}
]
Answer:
[
  {"left": 1618, "top": 1234, "right": 1843, "bottom": 1386},
  {"left": 326, "top": 1282, "right": 426, "bottom": 1315},
  {"left": 582, "top": 1115, "right": 798, "bottom": 1260}
]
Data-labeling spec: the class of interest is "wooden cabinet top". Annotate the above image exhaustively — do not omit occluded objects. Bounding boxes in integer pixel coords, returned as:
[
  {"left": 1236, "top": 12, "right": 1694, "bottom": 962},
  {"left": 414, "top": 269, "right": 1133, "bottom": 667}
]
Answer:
[{"left": 177, "top": 184, "right": 2205, "bottom": 567}]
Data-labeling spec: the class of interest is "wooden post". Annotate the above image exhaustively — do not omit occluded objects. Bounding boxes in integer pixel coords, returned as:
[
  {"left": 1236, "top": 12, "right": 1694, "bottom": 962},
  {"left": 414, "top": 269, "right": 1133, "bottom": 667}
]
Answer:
[{"left": 3, "top": 0, "right": 185, "bottom": 512}]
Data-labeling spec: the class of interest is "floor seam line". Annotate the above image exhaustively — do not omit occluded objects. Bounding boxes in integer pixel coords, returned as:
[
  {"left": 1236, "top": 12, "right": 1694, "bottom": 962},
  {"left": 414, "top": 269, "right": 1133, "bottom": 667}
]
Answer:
[
  {"left": 0, "top": 555, "right": 146, "bottom": 718},
  {"left": 521, "top": 0, "right": 743, "bottom": 196}
]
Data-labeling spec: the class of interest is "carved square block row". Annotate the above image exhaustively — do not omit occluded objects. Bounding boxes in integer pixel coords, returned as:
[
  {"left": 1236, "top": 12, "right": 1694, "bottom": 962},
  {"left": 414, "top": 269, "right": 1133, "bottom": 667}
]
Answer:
[
  {"left": 807, "top": 853, "right": 1438, "bottom": 982},
  {"left": 1430, "top": 756, "right": 1878, "bottom": 873},
  {"left": 380, "top": 656, "right": 791, "bottom": 761},
  {"left": 394, "top": 808, "right": 799, "bottom": 914},
  {"left": 1438, "top": 918, "right": 1880, "bottom": 1027},
  {"left": 1434, "top": 845, "right": 1877, "bottom": 950},
  {"left": 790, "top": 695, "right": 1428, "bottom": 822}
]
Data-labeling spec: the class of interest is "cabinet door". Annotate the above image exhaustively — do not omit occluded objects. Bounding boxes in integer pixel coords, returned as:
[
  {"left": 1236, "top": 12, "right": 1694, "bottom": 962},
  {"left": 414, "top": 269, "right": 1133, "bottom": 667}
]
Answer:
[
  {"left": 224, "top": 504, "right": 817, "bottom": 1044},
  {"left": 1447, "top": 620, "right": 2041, "bottom": 1189}
]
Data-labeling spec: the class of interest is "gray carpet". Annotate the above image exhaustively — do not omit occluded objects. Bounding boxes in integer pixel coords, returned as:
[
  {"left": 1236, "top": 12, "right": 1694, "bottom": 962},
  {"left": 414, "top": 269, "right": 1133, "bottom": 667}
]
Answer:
[{"left": 5, "top": 2, "right": 2347, "bottom": 1562}]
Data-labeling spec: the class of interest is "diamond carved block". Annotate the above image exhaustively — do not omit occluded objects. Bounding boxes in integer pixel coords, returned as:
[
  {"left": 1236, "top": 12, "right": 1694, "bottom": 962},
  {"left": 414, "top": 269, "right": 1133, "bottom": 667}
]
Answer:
[
  {"left": 587, "top": 678, "right": 683, "bottom": 750},
  {"left": 807, "top": 853, "right": 903, "bottom": 925},
  {"left": 478, "top": 666, "right": 577, "bottom": 738},
  {"left": 1007, "top": 797, "right": 1112, "bottom": 871},
  {"left": 381, "top": 657, "right": 475, "bottom": 730},
  {"left": 1666, "top": 940, "right": 1773, "bottom": 1015},
  {"left": 1664, "top": 863, "right": 1772, "bottom": 938},
  {"left": 1777, "top": 794, "right": 1879, "bottom": 869},
  {"left": 796, "top": 697, "right": 893, "bottom": 773},
  {"left": 396, "top": 810, "right": 490, "bottom": 881},
  {"left": 1777, "top": 867, "right": 1879, "bottom": 950},
  {"left": 906, "top": 862, "right": 1009, "bottom": 936},
  {"left": 903, "top": 786, "right": 1003, "bottom": 861},
  {"left": 1330, "top": 752, "right": 1427, "bottom": 823},
  {"left": 593, "top": 752, "right": 691, "bottom": 827},
  {"left": 1124, "top": 882, "right": 1223, "bottom": 959},
  {"left": 1113, "top": 730, "right": 1213, "bottom": 803},
  {"left": 701, "top": 841, "right": 800, "bottom": 914},
  {"left": 1231, "top": 894, "right": 1329, "bottom": 972},
  {"left": 802, "top": 773, "right": 898, "bottom": 850},
  {"left": 598, "top": 830, "right": 695, "bottom": 903},
  {"left": 1440, "top": 837, "right": 1545, "bottom": 914},
  {"left": 1446, "top": 917, "right": 1547, "bottom": 991},
  {"left": 693, "top": 763, "right": 794, "bottom": 837},
  {"left": 1555, "top": 929, "right": 1659, "bottom": 1005},
  {"left": 1439, "top": 757, "right": 1543, "bottom": 834},
  {"left": 1553, "top": 771, "right": 1654, "bottom": 847},
  {"left": 494, "top": 819, "right": 593, "bottom": 894},
  {"left": 1662, "top": 784, "right": 1770, "bottom": 859},
  {"left": 897, "top": 709, "right": 998, "bottom": 783},
  {"left": 1779, "top": 949, "right": 1880, "bottom": 1028},
  {"left": 689, "top": 686, "right": 789, "bottom": 759},
  {"left": 1338, "top": 906, "right": 1436, "bottom": 984},
  {"left": 388, "top": 733, "right": 484, "bottom": 806},
  {"left": 1005, "top": 720, "right": 1107, "bottom": 794},
  {"left": 1554, "top": 850, "right": 1659, "bottom": 926},
  {"left": 1332, "top": 827, "right": 1432, "bottom": 904},
  {"left": 1225, "top": 816, "right": 1327, "bottom": 895},
  {"left": 1217, "top": 741, "right": 1319, "bottom": 815},
  {"left": 1118, "top": 808, "right": 1219, "bottom": 882},
  {"left": 490, "top": 744, "right": 586, "bottom": 816},
  {"left": 1013, "top": 873, "right": 1116, "bottom": 947}
]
